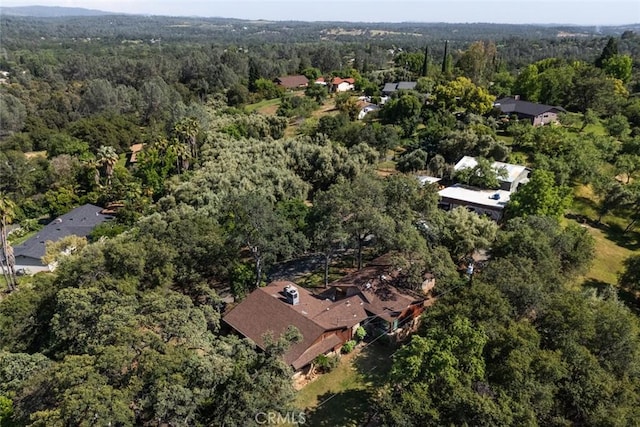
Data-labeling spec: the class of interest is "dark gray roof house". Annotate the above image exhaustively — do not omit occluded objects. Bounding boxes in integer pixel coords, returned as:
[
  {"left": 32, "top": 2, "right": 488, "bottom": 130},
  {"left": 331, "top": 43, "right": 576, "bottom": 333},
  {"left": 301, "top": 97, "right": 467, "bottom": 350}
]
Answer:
[
  {"left": 382, "top": 81, "right": 417, "bottom": 95},
  {"left": 397, "top": 81, "right": 417, "bottom": 90},
  {"left": 11, "top": 204, "right": 112, "bottom": 273},
  {"left": 382, "top": 82, "right": 399, "bottom": 94},
  {"left": 494, "top": 97, "right": 566, "bottom": 126}
]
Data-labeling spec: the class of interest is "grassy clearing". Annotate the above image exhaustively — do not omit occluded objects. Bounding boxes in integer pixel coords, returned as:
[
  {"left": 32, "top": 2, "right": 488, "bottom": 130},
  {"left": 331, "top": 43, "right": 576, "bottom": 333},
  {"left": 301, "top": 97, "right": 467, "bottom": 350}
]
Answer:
[
  {"left": 296, "top": 342, "right": 395, "bottom": 427},
  {"left": 581, "top": 122, "right": 608, "bottom": 136},
  {"left": 496, "top": 134, "right": 514, "bottom": 145},
  {"left": 575, "top": 223, "right": 635, "bottom": 286},
  {"left": 312, "top": 98, "right": 337, "bottom": 118},
  {"left": 568, "top": 184, "right": 639, "bottom": 291},
  {"left": 376, "top": 160, "right": 396, "bottom": 170},
  {"left": 8, "top": 229, "right": 38, "bottom": 246},
  {"left": 24, "top": 150, "right": 47, "bottom": 159},
  {"left": 245, "top": 97, "right": 282, "bottom": 114}
]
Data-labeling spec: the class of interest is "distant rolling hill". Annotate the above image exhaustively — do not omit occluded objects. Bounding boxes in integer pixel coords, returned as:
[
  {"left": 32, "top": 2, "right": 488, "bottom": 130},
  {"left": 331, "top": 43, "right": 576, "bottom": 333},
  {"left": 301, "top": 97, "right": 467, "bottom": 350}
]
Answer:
[{"left": 0, "top": 5, "right": 116, "bottom": 17}]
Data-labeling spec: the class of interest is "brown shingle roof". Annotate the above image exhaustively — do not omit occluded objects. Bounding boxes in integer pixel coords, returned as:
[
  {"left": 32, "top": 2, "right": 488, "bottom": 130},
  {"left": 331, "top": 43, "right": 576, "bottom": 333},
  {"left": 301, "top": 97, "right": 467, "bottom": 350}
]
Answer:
[
  {"left": 332, "top": 77, "right": 355, "bottom": 85},
  {"left": 223, "top": 281, "right": 367, "bottom": 369},
  {"left": 292, "top": 334, "right": 342, "bottom": 370},
  {"left": 328, "top": 254, "right": 427, "bottom": 322},
  {"left": 275, "top": 75, "right": 309, "bottom": 89}
]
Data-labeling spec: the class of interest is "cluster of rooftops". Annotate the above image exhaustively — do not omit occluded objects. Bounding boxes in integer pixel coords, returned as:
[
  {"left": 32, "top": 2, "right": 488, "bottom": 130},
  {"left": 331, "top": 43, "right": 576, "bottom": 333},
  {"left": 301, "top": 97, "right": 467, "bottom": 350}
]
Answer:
[
  {"left": 275, "top": 71, "right": 564, "bottom": 120},
  {"left": 5, "top": 77, "right": 552, "bottom": 369},
  {"left": 223, "top": 157, "right": 531, "bottom": 371},
  {"left": 429, "top": 156, "right": 530, "bottom": 221}
]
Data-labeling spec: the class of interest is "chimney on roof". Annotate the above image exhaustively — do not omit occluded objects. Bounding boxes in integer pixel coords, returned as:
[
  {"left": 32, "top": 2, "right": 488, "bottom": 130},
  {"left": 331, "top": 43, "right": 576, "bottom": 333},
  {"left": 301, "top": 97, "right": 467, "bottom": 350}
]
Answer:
[
  {"left": 514, "top": 95, "right": 520, "bottom": 100},
  {"left": 284, "top": 284, "right": 300, "bottom": 305}
]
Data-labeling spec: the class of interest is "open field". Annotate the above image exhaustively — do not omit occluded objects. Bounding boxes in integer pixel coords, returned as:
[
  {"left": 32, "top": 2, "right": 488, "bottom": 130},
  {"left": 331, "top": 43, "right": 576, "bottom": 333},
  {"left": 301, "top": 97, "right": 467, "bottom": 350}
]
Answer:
[
  {"left": 245, "top": 97, "right": 282, "bottom": 114},
  {"left": 567, "top": 183, "right": 640, "bottom": 312}
]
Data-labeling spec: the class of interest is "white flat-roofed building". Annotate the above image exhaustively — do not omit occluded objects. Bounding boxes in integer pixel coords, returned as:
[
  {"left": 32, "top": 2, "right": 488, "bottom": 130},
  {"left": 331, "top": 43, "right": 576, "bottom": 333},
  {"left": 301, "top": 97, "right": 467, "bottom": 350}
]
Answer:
[
  {"left": 438, "top": 184, "right": 511, "bottom": 220},
  {"left": 417, "top": 176, "right": 442, "bottom": 186},
  {"left": 454, "top": 156, "right": 529, "bottom": 192}
]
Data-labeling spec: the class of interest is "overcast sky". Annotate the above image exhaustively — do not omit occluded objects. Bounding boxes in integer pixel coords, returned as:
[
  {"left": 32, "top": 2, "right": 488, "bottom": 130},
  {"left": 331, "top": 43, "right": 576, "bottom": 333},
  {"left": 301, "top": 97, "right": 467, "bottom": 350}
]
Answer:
[{"left": 2, "top": 0, "right": 639, "bottom": 25}]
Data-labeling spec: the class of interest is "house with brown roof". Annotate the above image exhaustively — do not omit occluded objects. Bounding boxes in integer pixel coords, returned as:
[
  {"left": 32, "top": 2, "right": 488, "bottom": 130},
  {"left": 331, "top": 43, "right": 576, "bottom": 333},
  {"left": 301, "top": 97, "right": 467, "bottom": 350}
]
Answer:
[
  {"left": 274, "top": 75, "right": 309, "bottom": 90},
  {"left": 223, "top": 281, "right": 368, "bottom": 371},
  {"left": 321, "top": 254, "right": 433, "bottom": 338},
  {"left": 223, "top": 254, "right": 433, "bottom": 371},
  {"left": 331, "top": 77, "right": 355, "bottom": 92}
]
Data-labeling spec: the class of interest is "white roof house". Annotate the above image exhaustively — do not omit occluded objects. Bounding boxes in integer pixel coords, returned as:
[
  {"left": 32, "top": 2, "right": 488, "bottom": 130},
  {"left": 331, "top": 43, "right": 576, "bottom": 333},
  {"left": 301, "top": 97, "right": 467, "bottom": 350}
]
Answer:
[
  {"left": 357, "top": 104, "right": 380, "bottom": 120},
  {"left": 454, "top": 156, "right": 529, "bottom": 192},
  {"left": 438, "top": 184, "right": 511, "bottom": 221},
  {"left": 417, "top": 176, "right": 442, "bottom": 186}
]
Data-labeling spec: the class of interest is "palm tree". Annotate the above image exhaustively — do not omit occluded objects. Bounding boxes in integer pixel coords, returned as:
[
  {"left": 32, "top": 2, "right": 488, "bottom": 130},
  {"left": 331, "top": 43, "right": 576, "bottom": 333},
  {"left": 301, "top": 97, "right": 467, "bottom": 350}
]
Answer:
[
  {"left": 173, "top": 117, "right": 200, "bottom": 163},
  {"left": 84, "top": 158, "right": 102, "bottom": 187},
  {"left": 97, "top": 145, "right": 119, "bottom": 186},
  {"left": 167, "top": 137, "right": 191, "bottom": 174},
  {"left": 0, "top": 193, "right": 17, "bottom": 292}
]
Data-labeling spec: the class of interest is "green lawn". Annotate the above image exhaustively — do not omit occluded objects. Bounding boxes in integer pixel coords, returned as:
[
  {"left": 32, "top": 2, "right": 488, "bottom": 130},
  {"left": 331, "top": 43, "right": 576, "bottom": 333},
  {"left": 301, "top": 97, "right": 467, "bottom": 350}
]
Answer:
[
  {"left": 576, "top": 222, "right": 636, "bottom": 286},
  {"left": 296, "top": 342, "right": 395, "bottom": 427},
  {"left": 376, "top": 160, "right": 396, "bottom": 171},
  {"left": 245, "top": 97, "right": 282, "bottom": 113},
  {"left": 567, "top": 184, "right": 639, "bottom": 299},
  {"left": 496, "top": 134, "right": 514, "bottom": 145},
  {"left": 581, "top": 122, "right": 608, "bottom": 136},
  {"left": 8, "top": 229, "right": 38, "bottom": 246}
]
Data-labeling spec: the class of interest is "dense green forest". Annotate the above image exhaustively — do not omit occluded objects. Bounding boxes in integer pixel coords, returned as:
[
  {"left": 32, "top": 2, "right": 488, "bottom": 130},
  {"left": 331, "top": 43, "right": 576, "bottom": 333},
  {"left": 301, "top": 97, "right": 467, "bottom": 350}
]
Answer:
[{"left": 0, "top": 13, "right": 640, "bottom": 426}]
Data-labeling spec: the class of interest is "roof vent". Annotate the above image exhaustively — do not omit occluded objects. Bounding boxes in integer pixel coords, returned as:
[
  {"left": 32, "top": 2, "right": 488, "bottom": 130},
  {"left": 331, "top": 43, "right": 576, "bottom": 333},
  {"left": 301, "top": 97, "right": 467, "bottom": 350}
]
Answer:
[
  {"left": 365, "top": 282, "right": 372, "bottom": 289},
  {"left": 490, "top": 193, "right": 501, "bottom": 200},
  {"left": 283, "top": 284, "right": 300, "bottom": 305}
]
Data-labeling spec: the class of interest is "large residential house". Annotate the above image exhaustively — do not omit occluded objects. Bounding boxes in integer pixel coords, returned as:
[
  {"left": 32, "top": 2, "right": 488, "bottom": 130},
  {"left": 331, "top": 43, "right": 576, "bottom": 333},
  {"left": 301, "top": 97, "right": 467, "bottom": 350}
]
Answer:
[
  {"left": 437, "top": 156, "right": 530, "bottom": 220},
  {"left": 494, "top": 96, "right": 565, "bottom": 126},
  {"left": 9, "top": 204, "right": 112, "bottom": 274},
  {"left": 439, "top": 185, "right": 512, "bottom": 221},
  {"left": 331, "top": 77, "right": 355, "bottom": 92},
  {"left": 224, "top": 281, "right": 368, "bottom": 371},
  {"left": 223, "top": 254, "right": 433, "bottom": 372},
  {"left": 315, "top": 76, "right": 356, "bottom": 92},
  {"left": 274, "top": 75, "right": 309, "bottom": 89}
]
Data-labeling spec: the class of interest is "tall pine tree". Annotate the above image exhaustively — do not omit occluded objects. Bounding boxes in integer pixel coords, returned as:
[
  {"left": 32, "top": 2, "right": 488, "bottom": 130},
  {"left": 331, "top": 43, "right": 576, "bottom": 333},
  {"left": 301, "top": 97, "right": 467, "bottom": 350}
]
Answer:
[
  {"left": 421, "top": 45, "right": 429, "bottom": 77},
  {"left": 441, "top": 40, "right": 452, "bottom": 76},
  {"left": 595, "top": 37, "right": 618, "bottom": 68}
]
